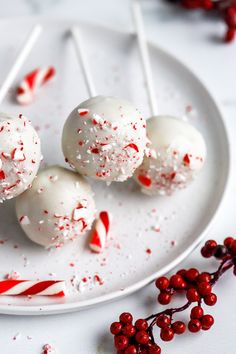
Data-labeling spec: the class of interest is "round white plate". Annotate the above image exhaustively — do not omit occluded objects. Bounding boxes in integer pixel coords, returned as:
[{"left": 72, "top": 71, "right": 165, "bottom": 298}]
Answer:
[{"left": 0, "top": 18, "right": 230, "bottom": 315}]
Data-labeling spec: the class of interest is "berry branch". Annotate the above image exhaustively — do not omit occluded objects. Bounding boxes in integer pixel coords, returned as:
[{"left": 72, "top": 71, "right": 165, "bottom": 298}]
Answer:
[
  {"left": 110, "top": 237, "right": 236, "bottom": 353},
  {"left": 165, "top": 0, "right": 236, "bottom": 42}
]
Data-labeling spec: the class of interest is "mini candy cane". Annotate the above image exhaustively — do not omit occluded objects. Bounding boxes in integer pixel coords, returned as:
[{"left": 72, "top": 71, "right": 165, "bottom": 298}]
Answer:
[
  {"left": 89, "top": 211, "right": 112, "bottom": 253},
  {"left": 16, "top": 66, "right": 55, "bottom": 105},
  {"left": 0, "top": 24, "right": 42, "bottom": 105},
  {"left": 0, "top": 280, "right": 66, "bottom": 296}
]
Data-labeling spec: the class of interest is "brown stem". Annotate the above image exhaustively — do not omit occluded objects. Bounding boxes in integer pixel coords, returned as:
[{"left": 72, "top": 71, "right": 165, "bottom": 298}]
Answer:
[{"left": 211, "top": 258, "right": 234, "bottom": 285}]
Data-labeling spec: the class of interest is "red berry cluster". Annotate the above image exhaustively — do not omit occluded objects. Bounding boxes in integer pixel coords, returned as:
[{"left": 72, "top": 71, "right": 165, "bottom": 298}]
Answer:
[
  {"left": 110, "top": 237, "right": 236, "bottom": 353},
  {"left": 155, "top": 268, "right": 216, "bottom": 337},
  {"left": 201, "top": 237, "right": 236, "bottom": 262},
  {"left": 166, "top": 0, "right": 236, "bottom": 42},
  {"left": 156, "top": 267, "right": 217, "bottom": 306},
  {"left": 110, "top": 312, "right": 161, "bottom": 353}
]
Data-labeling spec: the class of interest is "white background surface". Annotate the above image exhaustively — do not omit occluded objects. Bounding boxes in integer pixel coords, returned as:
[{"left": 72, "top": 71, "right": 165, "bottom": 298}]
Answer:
[{"left": 0, "top": 0, "right": 235, "bottom": 353}]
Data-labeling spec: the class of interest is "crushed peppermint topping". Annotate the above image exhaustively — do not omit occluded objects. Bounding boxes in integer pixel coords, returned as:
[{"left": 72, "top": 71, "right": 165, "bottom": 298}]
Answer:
[
  {"left": 5, "top": 271, "right": 21, "bottom": 280},
  {"left": 49, "top": 175, "right": 58, "bottom": 182},
  {"left": 19, "top": 215, "right": 30, "bottom": 225},
  {"left": 11, "top": 148, "right": 26, "bottom": 161},
  {"left": 78, "top": 109, "right": 89, "bottom": 117}
]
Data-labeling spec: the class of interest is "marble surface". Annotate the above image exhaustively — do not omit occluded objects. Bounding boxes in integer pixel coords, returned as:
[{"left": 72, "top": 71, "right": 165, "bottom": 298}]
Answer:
[{"left": 0, "top": 0, "right": 236, "bottom": 353}]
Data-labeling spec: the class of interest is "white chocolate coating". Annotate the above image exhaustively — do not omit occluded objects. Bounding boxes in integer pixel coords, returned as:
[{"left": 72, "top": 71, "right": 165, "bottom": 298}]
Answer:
[
  {"left": 16, "top": 166, "right": 96, "bottom": 248},
  {"left": 0, "top": 113, "right": 41, "bottom": 202},
  {"left": 62, "top": 96, "right": 147, "bottom": 182},
  {"left": 134, "top": 116, "right": 206, "bottom": 196}
]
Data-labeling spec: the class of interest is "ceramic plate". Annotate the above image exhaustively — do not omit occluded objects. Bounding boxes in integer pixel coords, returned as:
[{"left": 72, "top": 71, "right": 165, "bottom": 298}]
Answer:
[{"left": 0, "top": 18, "right": 230, "bottom": 315}]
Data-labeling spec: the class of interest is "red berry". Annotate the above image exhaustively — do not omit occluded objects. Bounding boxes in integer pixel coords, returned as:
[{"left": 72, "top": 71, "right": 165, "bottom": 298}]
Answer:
[
  {"left": 186, "top": 288, "right": 200, "bottom": 302},
  {"left": 182, "top": 0, "right": 201, "bottom": 9},
  {"left": 185, "top": 268, "right": 199, "bottom": 282},
  {"left": 122, "top": 324, "right": 136, "bottom": 337},
  {"left": 213, "top": 245, "right": 228, "bottom": 259},
  {"left": 225, "top": 10, "right": 236, "bottom": 28},
  {"left": 201, "top": 314, "right": 214, "bottom": 330},
  {"left": 120, "top": 313, "right": 133, "bottom": 324},
  {"left": 224, "top": 237, "right": 234, "bottom": 248},
  {"left": 198, "top": 282, "right": 212, "bottom": 296},
  {"left": 204, "top": 293, "right": 217, "bottom": 306},
  {"left": 231, "top": 240, "right": 236, "bottom": 253},
  {"left": 149, "top": 344, "right": 161, "bottom": 354},
  {"left": 135, "top": 319, "right": 148, "bottom": 331},
  {"left": 160, "top": 327, "right": 174, "bottom": 341},
  {"left": 201, "top": 0, "right": 213, "bottom": 10},
  {"left": 114, "top": 335, "right": 129, "bottom": 350},
  {"left": 177, "top": 269, "right": 186, "bottom": 277},
  {"left": 157, "top": 292, "right": 171, "bottom": 305},
  {"left": 226, "top": 7, "right": 236, "bottom": 18},
  {"left": 156, "top": 314, "right": 171, "bottom": 328},
  {"left": 170, "top": 274, "right": 186, "bottom": 289},
  {"left": 190, "top": 306, "right": 204, "bottom": 319},
  {"left": 117, "top": 351, "right": 124, "bottom": 354},
  {"left": 201, "top": 246, "right": 213, "bottom": 258},
  {"left": 188, "top": 319, "right": 202, "bottom": 333},
  {"left": 197, "top": 272, "right": 211, "bottom": 283},
  {"left": 234, "top": 266, "right": 236, "bottom": 276},
  {"left": 205, "top": 240, "right": 217, "bottom": 250},
  {"left": 225, "top": 28, "right": 235, "bottom": 43},
  {"left": 125, "top": 345, "right": 137, "bottom": 354},
  {"left": 155, "top": 277, "right": 169, "bottom": 290},
  {"left": 135, "top": 330, "right": 149, "bottom": 345},
  {"left": 172, "top": 321, "right": 186, "bottom": 334},
  {"left": 110, "top": 322, "right": 122, "bottom": 335}
]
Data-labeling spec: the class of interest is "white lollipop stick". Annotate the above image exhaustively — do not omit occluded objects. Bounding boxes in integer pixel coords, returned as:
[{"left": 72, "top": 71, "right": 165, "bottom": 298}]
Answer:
[
  {"left": 70, "top": 27, "right": 97, "bottom": 98},
  {"left": 132, "top": 0, "right": 158, "bottom": 116},
  {"left": 0, "top": 24, "right": 42, "bottom": 105}
]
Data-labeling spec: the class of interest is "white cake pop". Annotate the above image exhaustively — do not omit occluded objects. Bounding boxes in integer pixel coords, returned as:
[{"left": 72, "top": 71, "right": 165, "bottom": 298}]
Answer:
[
  {"left": 131, "top": 1, "right": 206, "bottom": 196},
  {"left": 0, "top": 113, "right": 41, "bottom": 202},
  {"left": 16, "top": 166, "right": 96, "bottom": 248},
  {"left": 134, "top": 116, "right": 206, "bottom": 196},
  {"left": 62, "top": 95, "right": 147, "bottom": 182}
]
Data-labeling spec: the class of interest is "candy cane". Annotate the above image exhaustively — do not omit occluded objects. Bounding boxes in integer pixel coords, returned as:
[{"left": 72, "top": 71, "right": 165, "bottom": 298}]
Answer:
[
  {"left": 16, "top": 66, "right": 55, "bottom": 105},
  {"left": 0, "top": 280, "right": 66, "bottom": 296},
  {"left": 89, "top": 211, "right": 112, "bottom": 253}
]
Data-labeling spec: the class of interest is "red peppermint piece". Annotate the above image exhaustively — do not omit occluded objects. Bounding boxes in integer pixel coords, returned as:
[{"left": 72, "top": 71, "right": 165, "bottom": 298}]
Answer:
[
  {"left": 16, "top": 67, "right": 56, "bottom": 105},
  {"left": 89, "top": 211, "right": 112, "bottom": 253},
  {"left": 91, "top": 148, "right": 99, "bottom": 154},
  {"left": 0, "top": 170, "right": 5, "bottom": 180},
  {"left": 78, "top": 109, "right": 89, "bottom": 117},
  {"left": 138, "top": 175, "right": 152, "bottom": 187},
  {"left": 11, "top": 148, "right": 26, "bottom": 162},
  {"left": 124, "top": 143, "right": 139, "bottom": 153},
  {"left": 183, "top": 154, "right": 190, "bottom": 165}
]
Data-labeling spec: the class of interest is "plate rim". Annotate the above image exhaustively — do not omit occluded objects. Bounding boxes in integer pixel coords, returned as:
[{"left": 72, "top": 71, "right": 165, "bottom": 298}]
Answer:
[{"left": 0, "top": 17, "right": 231, "bottom": 315}]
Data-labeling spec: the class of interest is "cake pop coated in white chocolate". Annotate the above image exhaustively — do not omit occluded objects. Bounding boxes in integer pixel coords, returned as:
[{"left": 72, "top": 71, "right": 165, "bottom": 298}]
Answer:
[
  {"left": 16, "top": 166, "right": 96, "bottom": 248},
  {"left": 134, "top": 116, "right": 206, "bottom": 196},
  {"left": 0, "top": 113, "right": 41, "bottom": 202},
  {"left": 62, "top": 96, "right": 147, "bottom": 182}
]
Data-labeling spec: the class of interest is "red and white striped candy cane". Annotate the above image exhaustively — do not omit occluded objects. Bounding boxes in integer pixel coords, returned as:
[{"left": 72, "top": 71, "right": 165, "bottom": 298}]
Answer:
[
  {"left": 16, "top": 66, "right": 55, "bottom": 105},
  {"left": 0, "top": 280, "right": 65, "bottom": 296},
  {"left": 89, "top": 211, "right": 112, "bottom": 253}
]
